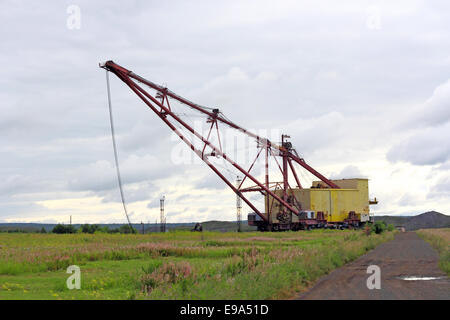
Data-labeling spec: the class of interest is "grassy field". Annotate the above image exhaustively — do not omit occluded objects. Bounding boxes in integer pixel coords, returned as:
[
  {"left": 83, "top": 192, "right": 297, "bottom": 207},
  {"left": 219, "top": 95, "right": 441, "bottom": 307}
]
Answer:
[
  {"left": 0, "top": 230, "right": 394, "bottom": 300},
  {"left": 416, "top": 228, "right": 450, "bottom": 275}
]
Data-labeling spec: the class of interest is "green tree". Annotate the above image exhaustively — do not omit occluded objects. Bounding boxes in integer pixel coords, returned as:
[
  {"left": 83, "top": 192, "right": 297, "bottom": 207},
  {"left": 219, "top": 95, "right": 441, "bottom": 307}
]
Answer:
[
  {"left": 119, "top": 225, "right": 137, "bottom": 234},
  {"left": 52, "top": 224, "right": 77, "bottom": 234},
  {"left": 99, "top": 226, "right": 110, "bottom": 233},
  {"left": 80, "top": 224, "right": 90, "bottom": 233},
  {"left": 81, "top": 224, "right": 101, "bottom": 234}
]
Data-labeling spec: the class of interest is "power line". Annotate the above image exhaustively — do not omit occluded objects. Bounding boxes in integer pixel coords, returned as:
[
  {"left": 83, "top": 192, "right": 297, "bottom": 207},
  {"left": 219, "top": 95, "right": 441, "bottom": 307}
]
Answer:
[{"left": 105, "top": 70, "right": 133, "bottom": 230}]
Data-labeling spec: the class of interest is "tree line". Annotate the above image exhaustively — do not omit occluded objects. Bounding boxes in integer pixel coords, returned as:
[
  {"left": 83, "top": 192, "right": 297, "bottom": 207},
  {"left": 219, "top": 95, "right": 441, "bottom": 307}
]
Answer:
[
  {"left": 0, "top": 224, "right": 137, "bottom": 234},
  {"left": 51, "top": 224, "right": 137, "bottom": 234}
]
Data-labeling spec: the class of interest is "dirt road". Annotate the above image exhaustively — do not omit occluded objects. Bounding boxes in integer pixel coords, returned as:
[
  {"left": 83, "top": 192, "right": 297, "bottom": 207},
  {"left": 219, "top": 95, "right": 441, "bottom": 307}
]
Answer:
[{"left": 297, "top": 232, "right": 450, "bottom": 300}]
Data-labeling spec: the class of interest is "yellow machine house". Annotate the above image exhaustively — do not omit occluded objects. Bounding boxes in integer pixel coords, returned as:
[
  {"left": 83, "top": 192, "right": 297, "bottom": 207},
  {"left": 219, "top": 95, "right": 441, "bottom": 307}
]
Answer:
[{"left": 262, "top": 178, "right": 376, "bottom": 229}]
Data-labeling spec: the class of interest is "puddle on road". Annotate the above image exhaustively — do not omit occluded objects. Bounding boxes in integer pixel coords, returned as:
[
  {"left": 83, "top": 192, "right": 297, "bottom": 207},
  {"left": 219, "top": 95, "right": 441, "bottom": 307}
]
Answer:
[{"left": 397, "top": 276, "right": 443, "bottom": 281}]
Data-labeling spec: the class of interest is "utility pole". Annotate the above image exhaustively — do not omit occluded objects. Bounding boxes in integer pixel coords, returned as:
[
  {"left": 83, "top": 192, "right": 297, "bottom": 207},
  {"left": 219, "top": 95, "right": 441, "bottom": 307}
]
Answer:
[
  {"left": 141, "top": 221, "right": 144, "bottom": 234},
  {"left": 236, "top": 176, "right": 242, "bottom": 232},
  {"left": 70, "top": 215, "right": 72, "bottom": 226},
  {"left": 160, "top": 196, "right": 166, "bottom": 233}
]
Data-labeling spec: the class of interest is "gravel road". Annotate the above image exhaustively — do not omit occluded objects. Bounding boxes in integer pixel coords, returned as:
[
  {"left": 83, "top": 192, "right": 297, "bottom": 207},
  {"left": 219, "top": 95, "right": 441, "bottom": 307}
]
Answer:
[{"left": 297, "top": 232, "right": 450, "bottom": 300}]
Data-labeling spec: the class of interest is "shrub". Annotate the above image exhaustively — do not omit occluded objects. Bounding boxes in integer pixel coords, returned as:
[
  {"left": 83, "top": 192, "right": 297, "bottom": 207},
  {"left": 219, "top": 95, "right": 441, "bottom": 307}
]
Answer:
[
  {"left": 52, "top": 224, "right": 77, "bottom": 234},
  {"left": 141, "top": 261, "right": 193, "bottom": 294},
  {"left": 371, "top": 221, "right": 387, "bottom": 234}
]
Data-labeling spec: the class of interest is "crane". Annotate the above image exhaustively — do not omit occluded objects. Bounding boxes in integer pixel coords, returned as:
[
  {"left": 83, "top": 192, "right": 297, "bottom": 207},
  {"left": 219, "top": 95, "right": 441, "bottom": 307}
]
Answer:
[{"left": 100, "top": 61, "right": 375, "bottom": 232}]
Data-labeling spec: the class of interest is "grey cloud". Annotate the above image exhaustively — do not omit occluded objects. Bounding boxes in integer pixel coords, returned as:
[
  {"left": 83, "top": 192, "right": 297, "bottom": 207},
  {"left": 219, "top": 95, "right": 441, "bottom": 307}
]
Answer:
[
  {"left": 0, "top": 201, "right": 49, "bottom": 222},
  {"left": 195, "top": 173, "right": 229, "bottom": 190},
  {"left": 407, "top": 79, "right": 450, "bottom": 128},
  {"left": 2, "top": 1, "right": 450, "bottom": 221},
  {"left": 147, "top": 199, "right": 160, "bottom": 209},
  {"left": 100, "top": 181, "right": 155, "bottom": 204},
  {"left": 386, "top": 78, "right": 450, "bottom": 166},
  {"left": 428, "top": 176, "right": 450, "bottom": 199},
  {"left": 0, "top": 175, "right": 50, "bottom": 196},
  {"left": 329, "top": 165, "right": 365, "bottom": 179},
  {"left": 167, "top": 208, "right": 189, "bottom": 218},
  {"left": 174, "top": 194, "right": 190, "bottom": 202},
  {"left": 67, "top": 154, "right": 181, "bottom": 192},
  {"left": 433, "top": 161, "right": 450, "bottom": 172},
  {"left": 398, "top": 193, "right": 420, "bottom": 206},
  {"left": 387, "top": 122, "right": 450, "bottom": 165}
]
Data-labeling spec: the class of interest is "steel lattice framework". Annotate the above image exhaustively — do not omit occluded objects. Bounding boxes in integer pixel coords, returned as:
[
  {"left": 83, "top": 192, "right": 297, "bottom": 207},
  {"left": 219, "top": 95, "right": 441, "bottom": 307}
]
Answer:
[{"left": 100, "top": 61, "right": 339, "bottom": 225}]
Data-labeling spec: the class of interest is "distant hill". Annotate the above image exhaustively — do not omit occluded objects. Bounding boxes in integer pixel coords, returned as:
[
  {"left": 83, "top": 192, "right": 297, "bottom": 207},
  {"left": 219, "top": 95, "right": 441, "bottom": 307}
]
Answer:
[
  {"left": 404, "top": 211, "right": 450, "bottom": 230},
  {"left": 377, "top": 211, "right": 450, "bottom": 231},
  {"left": 375, "top": 216, "right": 410, "bottom": 227}
]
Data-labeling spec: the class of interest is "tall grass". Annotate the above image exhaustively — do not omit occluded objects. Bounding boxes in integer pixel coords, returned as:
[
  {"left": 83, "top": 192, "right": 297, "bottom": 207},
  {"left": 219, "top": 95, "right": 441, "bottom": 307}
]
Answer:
[
  {"left": 0, "top": 229, "right": 394, "bottom": 299},
  {"left": 416, "top": 228, "right": 450, "bottom": 275},
  {"left": 139, "top": 231, "right": 394, "bottom": 299},
  {"left": 0, "top": 230, "right": 357, "bottom": 275}
]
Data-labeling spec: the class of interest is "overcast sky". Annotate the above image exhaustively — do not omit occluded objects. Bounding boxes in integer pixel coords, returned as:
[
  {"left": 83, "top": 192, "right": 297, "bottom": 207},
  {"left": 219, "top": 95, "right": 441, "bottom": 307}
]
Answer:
[{"left": 1, "top": 0, "right": 449, "bottom": 224}]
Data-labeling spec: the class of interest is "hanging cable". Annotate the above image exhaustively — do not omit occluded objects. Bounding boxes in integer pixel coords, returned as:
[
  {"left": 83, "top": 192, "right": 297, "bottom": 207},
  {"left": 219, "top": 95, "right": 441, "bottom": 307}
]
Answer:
[{"left": 105, "top": 71, "right": 133, "bottom": 231}]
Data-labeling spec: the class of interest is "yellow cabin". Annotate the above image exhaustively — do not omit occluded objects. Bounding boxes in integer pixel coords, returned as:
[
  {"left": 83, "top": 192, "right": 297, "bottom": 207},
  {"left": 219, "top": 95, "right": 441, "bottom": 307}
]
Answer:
[{"left": 265, "top": 178, "right": 372, "bottom": 223}]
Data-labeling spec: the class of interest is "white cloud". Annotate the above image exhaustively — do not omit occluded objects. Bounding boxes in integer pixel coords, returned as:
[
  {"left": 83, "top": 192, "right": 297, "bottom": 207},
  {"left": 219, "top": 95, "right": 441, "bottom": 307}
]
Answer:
[
  {"left": 409, "top": 79, "right": 450, "bottom": 127},
  {"left": 428, "top": 175, "right": 450, "bottom": 199},
  {"left": 387, "top": 78, "right": 450, "bottom": 166},
  {"left": 330, "top": 165, "right": 366, "bottom": 179},
  {"left": 387, "top": 122, "right": 450, "bottom": 165},
  {"left": 68, "top": 154, "right": 179, "bottom": 192}
]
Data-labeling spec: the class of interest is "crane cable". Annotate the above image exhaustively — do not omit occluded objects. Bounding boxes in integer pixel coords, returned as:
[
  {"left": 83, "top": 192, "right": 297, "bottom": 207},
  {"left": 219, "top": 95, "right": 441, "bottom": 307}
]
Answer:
[{"left": 105, "top": 70, "right": 133, "bottom": 231}]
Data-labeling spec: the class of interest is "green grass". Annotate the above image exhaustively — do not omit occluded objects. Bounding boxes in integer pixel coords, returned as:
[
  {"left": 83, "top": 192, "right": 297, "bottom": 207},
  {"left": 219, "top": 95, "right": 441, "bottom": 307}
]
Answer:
[
  {"left": 416, "top": 228, "right": 450, "bottom": 275},
  {"left": 0, "top": 230, "right": 394, "bottom": 300}
]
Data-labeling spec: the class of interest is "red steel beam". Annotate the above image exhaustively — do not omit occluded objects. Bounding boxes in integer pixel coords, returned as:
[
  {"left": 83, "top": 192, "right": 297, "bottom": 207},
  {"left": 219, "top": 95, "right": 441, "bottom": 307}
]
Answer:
[
  {"left": 126, "top": 74, "right": 301, "bottom": 216},
  {"left": 238, "top": 147, "right": 263, "bottom": 190},
  {"left": 105, "top": 67, "right": 310, "bottom": 221},
  {"left": 288, "top": 158, "right": 302, "bottom": 189},
  {"left": 100, "top": 60, "right": 340, "bottom": 225},
  {"left": 103, "top": 61, "right": 337, "bottom": 189},
  {"left": 111, "top": 69, "right": 269, "bottom": 222},
  {"left": 289, "top": 154, "right": 340, "bottom": 189},
  {"left": 103, "top": 61, "right": 281, "bottom": 151}
]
